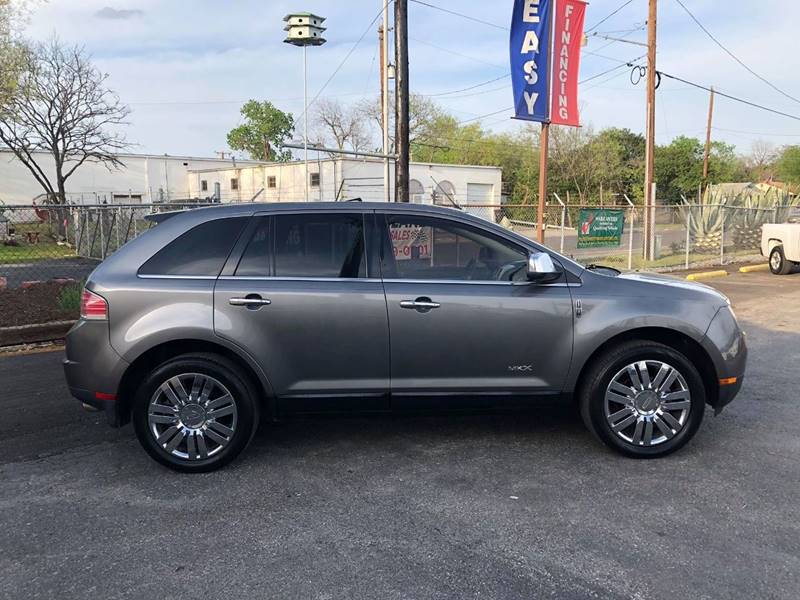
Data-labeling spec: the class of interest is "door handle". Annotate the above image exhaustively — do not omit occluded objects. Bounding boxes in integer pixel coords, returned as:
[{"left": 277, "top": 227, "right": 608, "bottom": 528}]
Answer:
[
  {"left": 229, "top": 296, "right": 272, "bottom": 307},
  {"left": 400, "top": 297, "right": 440, "bottom": 311}
]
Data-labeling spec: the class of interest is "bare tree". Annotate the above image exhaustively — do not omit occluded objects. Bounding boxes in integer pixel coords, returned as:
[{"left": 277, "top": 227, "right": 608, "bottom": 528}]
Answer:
[
  {"left": 312, "top": 98, "right": 371, "bottom": 156},
  {"left": 746, "top": 139, "right": 778, "bottom": 181},
  {"left": 0, "top": 38, "right": 130, "bottom": 205},
  {"left": 356, "top": 92, "right": 443, "bottom": 148}
]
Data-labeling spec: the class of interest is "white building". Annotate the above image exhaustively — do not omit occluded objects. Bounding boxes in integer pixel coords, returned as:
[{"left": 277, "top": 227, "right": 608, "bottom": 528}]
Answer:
[
  {"left": 0, "top": 149, "right": 503, "bottom": 208},
  {"left": 188, "top": 157, "right": 502, "bottom": 207},
  {"left": 0, "top": 149, "right": 264, "bottom": 205}
]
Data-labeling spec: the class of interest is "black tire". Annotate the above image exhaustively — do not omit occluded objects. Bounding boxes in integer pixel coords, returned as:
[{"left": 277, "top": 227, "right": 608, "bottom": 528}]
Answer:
[
  {"left": 579, "top": 340, "right": 706, "bottom": 458},
  {"left": 132, "top": 353, "right": 260, "bottom": 472},
  {"left": 769, "top": 246, "right": 793, "bottom": 275}
]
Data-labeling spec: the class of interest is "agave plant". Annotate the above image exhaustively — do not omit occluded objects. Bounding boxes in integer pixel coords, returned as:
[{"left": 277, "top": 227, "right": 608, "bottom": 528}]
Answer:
[
  {"left": 731, "top": 195, "right": 770, "bottom": 249},
  {"left": 692, "top": 185, "right": 800, "bottom": 251},
  {"left": 679, "top": 196, "right": 729, "bottom": 253},
  {"left": 769, "top": 187, "right": 800, "bottom": 223}
]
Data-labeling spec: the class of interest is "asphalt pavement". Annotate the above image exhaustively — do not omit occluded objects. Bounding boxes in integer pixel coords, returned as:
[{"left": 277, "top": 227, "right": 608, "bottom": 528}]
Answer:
[{"left": 0, "top": 270, "right": 798, "bottom": 599}]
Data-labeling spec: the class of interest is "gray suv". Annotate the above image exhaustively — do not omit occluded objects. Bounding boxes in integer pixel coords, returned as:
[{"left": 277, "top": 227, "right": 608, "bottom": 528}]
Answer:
[{"left": 63, "top": 203, "right": 746, "bottom": 472}]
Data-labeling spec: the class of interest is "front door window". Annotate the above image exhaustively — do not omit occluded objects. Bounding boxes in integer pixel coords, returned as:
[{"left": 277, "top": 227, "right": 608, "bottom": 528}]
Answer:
[{"left": 382, "top": 215, "right": 529, "bottom": 282}]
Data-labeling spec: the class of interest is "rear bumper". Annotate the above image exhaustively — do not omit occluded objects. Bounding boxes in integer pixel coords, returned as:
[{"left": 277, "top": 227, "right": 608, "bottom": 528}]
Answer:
[
  {"left": 63, "top": 319, "right": 129, "bottom": 427},
  {"left": 65, "top": 385, "right": 120, "bottom": 425}
]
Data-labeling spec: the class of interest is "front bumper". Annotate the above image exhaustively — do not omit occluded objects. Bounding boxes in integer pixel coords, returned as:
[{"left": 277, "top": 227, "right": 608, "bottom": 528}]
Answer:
[
  {"left": 703, "top": 306, "right": 748, "bottom": 412},
  {"left": 63, "top": 319, "right": 129, "bottom": 427}
]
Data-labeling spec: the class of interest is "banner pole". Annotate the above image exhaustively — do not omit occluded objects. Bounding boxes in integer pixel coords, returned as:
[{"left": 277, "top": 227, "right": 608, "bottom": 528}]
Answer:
[
  {"left": 537, "top": 122, "right": 549, "bottom": 244},
  {"left": 536, "top": 0, "right": 555, "bottom": 244}
]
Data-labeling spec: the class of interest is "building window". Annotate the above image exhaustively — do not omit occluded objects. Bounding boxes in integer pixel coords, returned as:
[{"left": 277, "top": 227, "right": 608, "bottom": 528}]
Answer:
[
  {"left": 267, "top": 176, "right": 277, "bottom": 189},
  {"left": 310, "top": 172, "right": 320, "bottom": 188},
  {"left": 200, "top": 180, "right": 208, "bottom": 192},
  {"left": 231, "top": 178, "right": 239, "bottom": 191}
]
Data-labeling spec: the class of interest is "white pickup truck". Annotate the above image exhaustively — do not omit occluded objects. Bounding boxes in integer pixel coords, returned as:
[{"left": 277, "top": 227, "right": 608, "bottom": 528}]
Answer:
[{"left": 762, "top": 222, "right": 800, "bottom": 274}]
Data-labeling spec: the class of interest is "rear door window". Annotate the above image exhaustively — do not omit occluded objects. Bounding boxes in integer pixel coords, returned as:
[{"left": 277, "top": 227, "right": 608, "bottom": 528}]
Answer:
[
  {"left": 273, "top": 213, "right": 366, "bottom": 278},
  {"left": 138, "top": 217, "right": 248, "bottom": 277},
  {"left": 234, "top": 217, "right": 271, "bottom": 277}
]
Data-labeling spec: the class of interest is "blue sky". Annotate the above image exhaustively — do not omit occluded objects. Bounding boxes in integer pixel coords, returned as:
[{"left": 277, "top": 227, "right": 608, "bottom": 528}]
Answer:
[{"left": 20, "top": 0, "right": 800, "bottom": 157}]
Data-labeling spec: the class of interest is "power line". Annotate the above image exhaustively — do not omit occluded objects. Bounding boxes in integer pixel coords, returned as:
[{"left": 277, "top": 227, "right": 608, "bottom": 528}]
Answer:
[
  {"left": 674, "top": 0, "right": 800, "bottom": 106},
  {"left": 455, "top": 54, "right": 646, "bottom": 125},
  {"left": 420, "top": 74, "right": 509, "bottom": 98},
  {"left": 409, "top": 37, "right": 504, "bottom": 68},
  {"left": 307, "top": 1, "right": 392, "bottom": 110},
  {"left": 585, "top": 0, "right": 635, "bottom": 34},
  {"left": 434, "top": 83, "right": 509, "bottom": 100},
  {"left": 713, "top": 126, "right": 800, "bottom": 138},
  {"left": 658, "top": 71, "right": 800, "bottom": 122},
  {"left": 408, "top": 0, "right": 506, "bottom": 30},
  {"left": 580, "top": 56, "right": 646, "bottom": 84}
]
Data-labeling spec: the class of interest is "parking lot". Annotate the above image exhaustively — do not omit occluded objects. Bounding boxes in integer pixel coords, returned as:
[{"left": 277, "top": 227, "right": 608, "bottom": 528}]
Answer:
[{"left": 0, "top": 270, "right": 798, "bottom": 599}]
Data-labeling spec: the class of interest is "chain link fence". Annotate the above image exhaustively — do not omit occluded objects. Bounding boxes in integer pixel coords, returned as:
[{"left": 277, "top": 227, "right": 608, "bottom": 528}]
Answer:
[
  {"left": 2, "top": 200, "right": 791, "bottom": 293},
  {"left": 0, "top": 203, "right": 206, "bottom": 291}
]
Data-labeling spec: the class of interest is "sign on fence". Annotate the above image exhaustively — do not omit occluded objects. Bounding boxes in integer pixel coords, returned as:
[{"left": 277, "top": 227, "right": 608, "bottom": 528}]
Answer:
[{"left": 577, "top": 208, "right": 625, "bottom": 248}]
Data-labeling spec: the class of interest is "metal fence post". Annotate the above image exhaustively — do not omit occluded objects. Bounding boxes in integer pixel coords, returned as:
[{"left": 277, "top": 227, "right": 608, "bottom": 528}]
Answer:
[
  {"left": 553, "top": 192, "right": 566, "bottom": 253},
  {"left": 99, "top": 209, "right": 106, "bottom": 260},
  {"left": 720, "top": 213, "right": 725, "bottom": 266},
  {"left": 622, "top": 194, "right": 635, "bottom": 270},
  {"left": 116, "top": 206, "right": 121, "bottom": 252},
  {"left": 685, "top": 211, "right": 692, "bottom": 269}
]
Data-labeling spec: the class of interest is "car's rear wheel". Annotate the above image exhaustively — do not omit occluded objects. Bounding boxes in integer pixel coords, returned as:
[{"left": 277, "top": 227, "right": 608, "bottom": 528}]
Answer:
[
  {"left": 132, "top": 353, "right": 259, "bottom": 472},
  {"left": 579, "top": 340, "right": 706, "bottom": 458},
  {"left": 769, "top": 246, "right": 793, "bottom": 275}
]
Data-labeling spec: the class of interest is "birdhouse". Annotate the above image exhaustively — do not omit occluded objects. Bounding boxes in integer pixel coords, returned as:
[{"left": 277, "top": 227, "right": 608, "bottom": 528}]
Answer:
[{"left": 283, "top": 12, "right": 327, "bottom": 46}]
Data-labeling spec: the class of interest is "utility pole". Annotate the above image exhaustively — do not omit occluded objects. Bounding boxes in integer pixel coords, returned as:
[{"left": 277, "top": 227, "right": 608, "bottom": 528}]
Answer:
[
  {"left": 702, "top": 86, "right": 715, "bottom": 180},
  {"left": 394, "top": 0, "right": 409, "bottom": 202},
  {"left": 643, "top": 0, "right": 658, "bottom": 261},
  {"left": 380, "top": 1, "right": 391, "bottom": 202}
]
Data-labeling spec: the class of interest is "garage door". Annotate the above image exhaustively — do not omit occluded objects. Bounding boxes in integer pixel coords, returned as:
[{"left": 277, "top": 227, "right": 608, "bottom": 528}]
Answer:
[{"left": 466, "top": 183, "right": 495, "bottom": 222}]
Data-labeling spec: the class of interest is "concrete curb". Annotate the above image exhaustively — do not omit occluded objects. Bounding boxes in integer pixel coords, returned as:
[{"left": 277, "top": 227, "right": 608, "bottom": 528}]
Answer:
[
  {"left": 686, "top": 270, "right": 728, "bottom": 281},
  {"left": 0, "top": 320, "right": 76, "bottom": 347},
  {"left": 739, "top": 263, "right": 770, "bottom": 273}
]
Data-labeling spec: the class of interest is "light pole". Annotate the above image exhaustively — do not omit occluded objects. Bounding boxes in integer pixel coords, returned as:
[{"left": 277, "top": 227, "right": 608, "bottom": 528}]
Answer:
[{"left": 283, "top": 12, "right": 326, "bottom": 201}]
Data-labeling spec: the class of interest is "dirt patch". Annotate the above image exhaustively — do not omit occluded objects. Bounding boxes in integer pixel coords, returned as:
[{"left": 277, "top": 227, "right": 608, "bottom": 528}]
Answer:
[{"left": 0, "top": 281, "right": 79, "bottom": 328}]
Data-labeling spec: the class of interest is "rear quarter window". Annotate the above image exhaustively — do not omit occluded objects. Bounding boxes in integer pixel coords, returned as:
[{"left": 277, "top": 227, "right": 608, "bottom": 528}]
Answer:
[{"left": 138, "top": 217, "right": 248, "bottom": 276}]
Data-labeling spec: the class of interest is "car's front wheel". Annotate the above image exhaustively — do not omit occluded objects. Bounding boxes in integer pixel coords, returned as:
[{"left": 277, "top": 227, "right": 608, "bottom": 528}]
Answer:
[
  {"left": 769, "top": 246, "right": 793, "bottom": 275},
  {"left": 579, "top": 340, "right": 706, "bottom": 458},
  {"left": 132, "top": 353, "right": 260, "bottom": 472}
]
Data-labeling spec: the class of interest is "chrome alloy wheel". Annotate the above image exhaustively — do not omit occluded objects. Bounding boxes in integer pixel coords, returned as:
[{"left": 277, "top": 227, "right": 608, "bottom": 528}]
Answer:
[
  {"left": 604, "top": 360, "right": 691, "bottom": 447},
  {"left": 148, "top": 373, "right": 238, "bottom": 460}
]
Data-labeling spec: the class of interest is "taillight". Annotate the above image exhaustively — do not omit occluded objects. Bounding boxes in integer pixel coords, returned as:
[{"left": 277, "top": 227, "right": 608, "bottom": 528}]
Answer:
[{"left": 80, "top": 289, "right": 108, "bottom": 320}]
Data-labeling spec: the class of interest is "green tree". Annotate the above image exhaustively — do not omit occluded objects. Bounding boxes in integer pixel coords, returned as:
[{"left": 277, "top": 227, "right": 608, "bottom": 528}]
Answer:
[
  {"left": 0, "top": 0, "right": 29, "bottom": 110},
  {"left": 227, "top": 100, "right": 295, "bottom": 161},
  {"left": 776, "top": 145, "right": 800, "bottom": 185},
  {"left": 655, "top": 136, "right": 704, "bottom": 201}
]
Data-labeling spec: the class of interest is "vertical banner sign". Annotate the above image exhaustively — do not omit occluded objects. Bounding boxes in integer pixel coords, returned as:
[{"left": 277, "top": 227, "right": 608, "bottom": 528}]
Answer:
[
  {"left": 550, "top": 0, "right": 587, "bottom": 127},
  {"left": 510, "top": 0, "right": 552, "bottom": 122}
]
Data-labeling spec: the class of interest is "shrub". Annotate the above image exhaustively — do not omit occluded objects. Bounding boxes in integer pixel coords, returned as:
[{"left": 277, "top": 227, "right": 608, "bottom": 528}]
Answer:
[{"left": 58, "top": 282, "right": 83, "bottom": 312}]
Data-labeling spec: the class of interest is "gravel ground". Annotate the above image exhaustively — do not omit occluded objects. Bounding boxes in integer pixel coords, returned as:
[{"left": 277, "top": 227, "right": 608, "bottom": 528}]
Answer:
[{"left": 0, "top": 270, "right": 798, "bottom": 599}]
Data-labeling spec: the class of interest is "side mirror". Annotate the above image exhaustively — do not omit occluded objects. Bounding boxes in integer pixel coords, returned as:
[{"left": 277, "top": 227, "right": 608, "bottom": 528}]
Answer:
[{"left": 527, "top": 251, "right": 559, "bottom": 282}]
